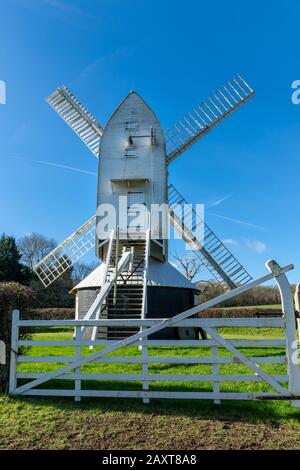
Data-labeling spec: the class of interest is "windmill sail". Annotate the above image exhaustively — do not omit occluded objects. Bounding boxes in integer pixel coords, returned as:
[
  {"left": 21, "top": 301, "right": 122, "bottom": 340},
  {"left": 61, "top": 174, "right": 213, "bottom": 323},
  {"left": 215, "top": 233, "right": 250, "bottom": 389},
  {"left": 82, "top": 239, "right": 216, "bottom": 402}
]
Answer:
[
  {"left": 47, "top": 86, "right": 103, "bottom": 158},
  {"left": 168, "top": 184, "right": 252, "bottom": 289},
  {"left": 34, "top": 216, "right": 96, "bottom": 287},
  {"left": 165, "top": 74, "right": 254, "bottom": 164},
  {"left": 35, "top": 187, "right": 252, "bottom": 289}
]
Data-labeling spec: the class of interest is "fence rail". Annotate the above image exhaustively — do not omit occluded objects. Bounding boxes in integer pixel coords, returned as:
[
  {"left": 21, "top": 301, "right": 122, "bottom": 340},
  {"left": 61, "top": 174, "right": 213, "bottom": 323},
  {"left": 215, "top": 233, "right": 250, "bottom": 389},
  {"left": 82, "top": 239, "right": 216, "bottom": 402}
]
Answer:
[{"left": 9, "top": 260, "right": 300, "bottom": 406}]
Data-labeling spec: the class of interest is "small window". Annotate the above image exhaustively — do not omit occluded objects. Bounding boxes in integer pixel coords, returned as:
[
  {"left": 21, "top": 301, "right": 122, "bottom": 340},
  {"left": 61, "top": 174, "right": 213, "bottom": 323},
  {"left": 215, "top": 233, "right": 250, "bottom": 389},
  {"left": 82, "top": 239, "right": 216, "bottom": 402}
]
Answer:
[
  {"left": 125, "top": 148, "right": 137, "bottom": 158},
  {"left": 126, "top": 121, "right": 138, "bottom": 131}
]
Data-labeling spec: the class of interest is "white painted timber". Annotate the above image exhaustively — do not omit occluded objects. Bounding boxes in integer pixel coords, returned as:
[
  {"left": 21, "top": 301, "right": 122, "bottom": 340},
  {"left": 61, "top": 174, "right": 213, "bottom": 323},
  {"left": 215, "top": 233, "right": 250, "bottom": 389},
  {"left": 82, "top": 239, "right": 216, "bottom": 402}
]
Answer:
[
  {"left": 165, "top": 74, "right": 254, "bottom": 163},
  {"left": 96, "top": 91, "right": 167, "bottom": 254},
  {"left": 11, "top": 260, "right": 300, "bottom": 407},
  {"left": 17, "top": 355, "right": 287, "bottom": 364},
  {"left": 47, "top": 86, "right": 103, "bottom": 158},
  {"left": 16, "top": 318, "right": 284, "bottom": 327},
  {"left": 16, "top": 339, "right": 286, "bottom": 347},
  {"left": 16, "top": 373, "right": 289, "bottom": 383},
  {"left": 34, "top": 215, "right": 96, "bottom": 287},
  {"left": 9, "top": 310, "right": 19, "bottom": 394},
  {"left": 266, "top": 260, "right": 300, "bottom": 402},
  {"left": 19, "top": 390, "right": 295, "bottom": 400}
]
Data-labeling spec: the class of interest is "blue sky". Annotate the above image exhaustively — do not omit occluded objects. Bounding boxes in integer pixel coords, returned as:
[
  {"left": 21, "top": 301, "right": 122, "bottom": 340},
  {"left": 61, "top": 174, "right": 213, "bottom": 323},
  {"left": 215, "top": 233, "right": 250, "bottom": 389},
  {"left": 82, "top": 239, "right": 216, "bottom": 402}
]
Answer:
[{"left": 0, "top": 0, "right": 300, "bottom": 282}]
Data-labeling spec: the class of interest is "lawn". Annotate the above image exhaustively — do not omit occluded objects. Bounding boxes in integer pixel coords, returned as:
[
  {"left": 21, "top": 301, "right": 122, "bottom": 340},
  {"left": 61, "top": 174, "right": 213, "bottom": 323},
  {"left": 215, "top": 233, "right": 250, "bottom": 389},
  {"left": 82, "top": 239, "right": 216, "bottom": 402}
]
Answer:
[{"left": 1, "top": 325, "right": 300, "bottom": 450}]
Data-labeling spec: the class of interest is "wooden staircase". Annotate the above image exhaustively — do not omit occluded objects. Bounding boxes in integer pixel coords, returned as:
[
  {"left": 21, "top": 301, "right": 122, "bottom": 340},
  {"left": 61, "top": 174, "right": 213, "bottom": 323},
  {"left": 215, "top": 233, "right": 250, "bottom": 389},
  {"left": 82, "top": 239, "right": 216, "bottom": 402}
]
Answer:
[{"left": 98, "top": 235, "right": 148, "bottom": 340}]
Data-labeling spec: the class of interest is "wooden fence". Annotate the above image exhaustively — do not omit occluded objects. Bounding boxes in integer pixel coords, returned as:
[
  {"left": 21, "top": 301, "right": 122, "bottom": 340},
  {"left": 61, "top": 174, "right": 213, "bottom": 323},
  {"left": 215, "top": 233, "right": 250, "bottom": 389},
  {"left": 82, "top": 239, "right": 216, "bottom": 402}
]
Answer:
[{"left": 9, "top": 260, "right": 300, "bottom": 406}]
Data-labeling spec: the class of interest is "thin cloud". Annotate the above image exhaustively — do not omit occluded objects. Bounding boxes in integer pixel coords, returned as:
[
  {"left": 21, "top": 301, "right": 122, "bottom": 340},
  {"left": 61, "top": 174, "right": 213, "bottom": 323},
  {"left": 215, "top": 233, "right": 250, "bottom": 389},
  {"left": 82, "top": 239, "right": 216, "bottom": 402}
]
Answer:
[
  {"left": 12, "top": 0, "right": 103, "bottom": 29},
  {"left": 222, "top": 238, "right": 238, "bottom": 246},
  {"left": 206, "top": 193, "right": 233, "bottom": 208},
  {"left": 208, "top": 212, "right": 266, "bottom": 231},
  {"left": 42, "top": 0, "right": 100, "bottom": 21},
  {"left": 245, "top": 239, "right": 267, "bottom": 253},
  {"left": 6, "top": 155, "right": 97, "bottom": 176}
]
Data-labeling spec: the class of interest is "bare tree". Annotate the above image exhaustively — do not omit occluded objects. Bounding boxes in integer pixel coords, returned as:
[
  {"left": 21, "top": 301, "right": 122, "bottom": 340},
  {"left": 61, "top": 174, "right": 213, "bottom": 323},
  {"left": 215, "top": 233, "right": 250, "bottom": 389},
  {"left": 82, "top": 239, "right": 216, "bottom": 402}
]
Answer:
[
  {"left": 197, "top": 281, "right": 226, "bottom": 302},
  {"left": 196, "top": 281, "right": 282, "bottom": 307},
  {"left": 72, "top": 261, "right": 99, "bottom": 285},
  {"left": 173, "top": 253, "right": 202, "bottom": 281},
  {"left": 18, "top": 233, "right": 56, "bottom": 269}
]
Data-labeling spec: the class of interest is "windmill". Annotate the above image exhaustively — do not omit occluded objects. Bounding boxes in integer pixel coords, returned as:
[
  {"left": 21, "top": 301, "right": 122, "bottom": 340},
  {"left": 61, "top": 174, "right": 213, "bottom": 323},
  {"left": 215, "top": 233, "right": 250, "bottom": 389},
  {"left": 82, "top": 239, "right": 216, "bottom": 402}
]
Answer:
[{"left": 34, "top": 74, "right": 254, "bottom": 340}]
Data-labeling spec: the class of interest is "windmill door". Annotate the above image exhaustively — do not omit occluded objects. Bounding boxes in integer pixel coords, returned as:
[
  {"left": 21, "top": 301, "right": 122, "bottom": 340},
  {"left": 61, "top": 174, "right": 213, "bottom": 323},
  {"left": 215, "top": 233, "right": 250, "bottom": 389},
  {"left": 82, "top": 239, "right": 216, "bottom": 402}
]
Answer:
[{"left": 127, "top": 191, "right": 146, "bottom": 233}]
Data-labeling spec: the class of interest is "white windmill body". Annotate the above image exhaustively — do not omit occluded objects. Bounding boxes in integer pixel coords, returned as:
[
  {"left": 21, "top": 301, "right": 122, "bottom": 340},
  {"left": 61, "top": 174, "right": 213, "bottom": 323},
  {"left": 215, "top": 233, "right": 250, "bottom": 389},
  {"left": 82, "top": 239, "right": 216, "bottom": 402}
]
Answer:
[
  {"left": 92, "top": 91, "right": 198, "bottom": 340},
  {"left": 96, "top": 91, "right": 167, "bottom": 256},
  {"left": 34, "top": 74, "right": 255, "bottom": 341}
]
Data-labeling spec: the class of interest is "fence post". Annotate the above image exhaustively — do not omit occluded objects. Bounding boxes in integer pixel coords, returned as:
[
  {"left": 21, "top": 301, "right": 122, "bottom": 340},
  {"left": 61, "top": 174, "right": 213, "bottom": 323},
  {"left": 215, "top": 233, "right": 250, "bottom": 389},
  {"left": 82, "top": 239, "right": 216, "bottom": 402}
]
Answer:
[
  {"left": 266, "top": 260, "right": 300, "bottom": 404},
  {"left": 9, "top": 310, "right": 19, "bottom": 395},
  {"left": 75, "top": 326, "right": 81, "bottom": 402},
  {"left": 140, "top": 329, "right": 149, "bottom": 404},
  {"left": 294, "top": 283, "right": 300, "bottom": 340},
  {"left": 212, "top": 344, "right": 220, "bottom": 405}
]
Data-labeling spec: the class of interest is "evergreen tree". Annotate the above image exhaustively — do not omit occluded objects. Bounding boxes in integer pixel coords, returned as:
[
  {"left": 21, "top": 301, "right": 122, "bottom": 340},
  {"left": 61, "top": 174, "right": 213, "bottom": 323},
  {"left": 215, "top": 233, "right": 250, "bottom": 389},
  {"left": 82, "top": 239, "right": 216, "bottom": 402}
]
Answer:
[{"left": 0, "top": 234, "right": 31, "bottom": 283}]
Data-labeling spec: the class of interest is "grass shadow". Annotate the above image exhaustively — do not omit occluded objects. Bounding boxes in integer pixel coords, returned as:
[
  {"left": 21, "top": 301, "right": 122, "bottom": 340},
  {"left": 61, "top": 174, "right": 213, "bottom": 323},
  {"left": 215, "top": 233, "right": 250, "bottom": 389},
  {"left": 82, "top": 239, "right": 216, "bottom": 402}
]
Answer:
[{"left": 7, "top": 391, "right": 300, "bottom": 427}]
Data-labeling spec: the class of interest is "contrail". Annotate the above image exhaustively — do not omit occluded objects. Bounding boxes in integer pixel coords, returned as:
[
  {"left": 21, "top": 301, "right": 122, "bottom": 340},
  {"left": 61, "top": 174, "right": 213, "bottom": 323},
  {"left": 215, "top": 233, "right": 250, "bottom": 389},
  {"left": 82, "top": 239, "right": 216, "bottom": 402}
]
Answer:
[
  {"left": 6, "top": 155, "right": 97, "bottom": 176},
  {"left": 206, "top": 193, "right": 233, "bottom": 208},
  {"left": 208, "top": 211, "right": 266, "bottom": 231}
]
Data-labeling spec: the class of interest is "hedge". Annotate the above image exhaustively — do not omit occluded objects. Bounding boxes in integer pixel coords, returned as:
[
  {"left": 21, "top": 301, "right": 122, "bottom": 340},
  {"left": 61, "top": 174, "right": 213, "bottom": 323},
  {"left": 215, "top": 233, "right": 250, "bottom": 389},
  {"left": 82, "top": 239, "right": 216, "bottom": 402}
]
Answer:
[
  {"left": 200, "top": 307, "right": 282, "bottom": 318},
  {"left": 0, "top": 282, "right": 35, "bottom": 393},
  {"left": 22, "top": 308, "right": 74, "bottom": 320}
]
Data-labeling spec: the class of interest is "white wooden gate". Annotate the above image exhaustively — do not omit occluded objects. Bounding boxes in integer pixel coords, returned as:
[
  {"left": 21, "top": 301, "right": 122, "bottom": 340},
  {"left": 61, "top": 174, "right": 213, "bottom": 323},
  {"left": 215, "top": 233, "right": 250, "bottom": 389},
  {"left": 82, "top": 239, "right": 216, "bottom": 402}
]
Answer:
[{"left": 9, "top": 260, "right": 300, "bottom": 406}]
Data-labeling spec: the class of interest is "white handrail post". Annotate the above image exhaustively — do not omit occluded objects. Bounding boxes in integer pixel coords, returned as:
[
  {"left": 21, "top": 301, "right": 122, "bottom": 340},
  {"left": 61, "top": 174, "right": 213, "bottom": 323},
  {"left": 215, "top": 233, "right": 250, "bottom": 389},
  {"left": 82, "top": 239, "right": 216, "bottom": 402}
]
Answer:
[
  {"left": 88, "top": 250, "right": 132, "bottom": 348},
  {"left": 9, "top": 309, "right": 19, "bottom": 395},
  {"left": 103, "top": 229, "right": 115, "bottom": 282},
  {"left": 129, "top": 247, "right": 134, "bottom": 272},
  {"left": 113, "top": 226, "right": 120, "bottom": 306},
  {"left": 266, "top": 260, "right": 300, "bottom": 404},
  {"left": 141, "top": 227, "right": 150, "bottom": 403},
  {"left": 87, "top": 230, "right": 114, "bottom": 342},
  {"left": 141, "top": 228, "right": 150, "bottom": 320}
]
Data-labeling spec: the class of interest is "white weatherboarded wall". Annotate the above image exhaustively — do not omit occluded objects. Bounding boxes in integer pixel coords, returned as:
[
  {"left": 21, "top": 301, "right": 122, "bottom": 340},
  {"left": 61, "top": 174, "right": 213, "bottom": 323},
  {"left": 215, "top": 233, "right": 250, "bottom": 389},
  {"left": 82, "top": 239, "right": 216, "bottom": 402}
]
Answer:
[{"left": 96, "top": 92, "right": 167, "bottom": 250}]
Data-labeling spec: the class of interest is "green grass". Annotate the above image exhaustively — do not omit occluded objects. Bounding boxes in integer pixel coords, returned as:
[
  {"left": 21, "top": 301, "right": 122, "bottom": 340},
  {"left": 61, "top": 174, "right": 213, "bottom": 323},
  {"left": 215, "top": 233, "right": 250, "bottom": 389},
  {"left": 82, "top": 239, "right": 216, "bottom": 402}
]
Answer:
[{"left": 2, "top": 326, "right": 300, "bottom": 450}]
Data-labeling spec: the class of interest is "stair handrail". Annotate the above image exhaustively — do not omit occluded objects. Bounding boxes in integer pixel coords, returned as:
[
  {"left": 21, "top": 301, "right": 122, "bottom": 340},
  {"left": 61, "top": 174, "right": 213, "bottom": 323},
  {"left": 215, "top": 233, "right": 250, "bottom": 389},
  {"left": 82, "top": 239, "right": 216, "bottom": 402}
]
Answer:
[
  {"left": 81, "top": 229, "right": 114, "bottom": 326},
  {"left": 87, "top": 229, "right": 114, "bottom": 342},
  {"left": 81, "top": 249, "right": 132, "bottom": 340},
  {"left": 103, "top": 229, "right": 115, "bottom": 283},
  {"left": 89, "top": 249, "right": 133, "bottom": 345},
  {"left": 141, "top": 226, "right": 151, "bottom": 319}
]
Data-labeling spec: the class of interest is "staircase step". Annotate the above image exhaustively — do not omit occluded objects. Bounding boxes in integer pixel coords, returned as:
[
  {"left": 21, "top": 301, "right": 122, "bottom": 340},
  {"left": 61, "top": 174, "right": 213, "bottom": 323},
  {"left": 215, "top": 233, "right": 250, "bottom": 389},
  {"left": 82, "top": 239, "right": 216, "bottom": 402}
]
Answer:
[
  {"left": 108, "top": 299, "right": 143, "bottom": 303},
  {"left": 107, "top": 316, "right": 142, "bottom": 320},
  {"left": 97, "top": 234, "right": 148, "bottom": 340},
  {"left": 108, "top": 302, "right": 143, "bottom": 306}
]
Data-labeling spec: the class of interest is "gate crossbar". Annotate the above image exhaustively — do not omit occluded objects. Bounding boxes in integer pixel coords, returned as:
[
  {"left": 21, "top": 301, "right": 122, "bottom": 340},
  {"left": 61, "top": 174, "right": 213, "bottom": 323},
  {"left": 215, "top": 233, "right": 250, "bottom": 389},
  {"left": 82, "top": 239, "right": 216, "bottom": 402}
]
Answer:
[
  {"left": 13, "top": 261, "right": 294, "bottom": 396},
  {"left": 205, "top": 327, "right": 288, "bottom": 394}
]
